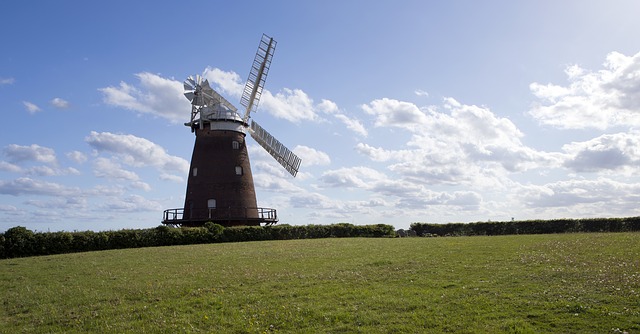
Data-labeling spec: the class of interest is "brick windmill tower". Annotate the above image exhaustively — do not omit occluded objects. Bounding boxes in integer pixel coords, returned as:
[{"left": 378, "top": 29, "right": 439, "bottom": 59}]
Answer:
[{"left": 163, "top": 34, "right": 301, "bottom": 227}]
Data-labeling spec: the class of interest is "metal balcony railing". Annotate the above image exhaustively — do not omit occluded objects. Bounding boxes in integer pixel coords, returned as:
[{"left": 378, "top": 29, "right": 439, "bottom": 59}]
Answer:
[{"left": 162, "top": 207, "right": 278, "bottom": 226}]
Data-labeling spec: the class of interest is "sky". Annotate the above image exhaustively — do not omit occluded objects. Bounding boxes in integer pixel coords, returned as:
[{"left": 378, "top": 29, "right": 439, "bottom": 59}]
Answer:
[{"left": 2, "top": 1, "right": 640, "bottom": 232}]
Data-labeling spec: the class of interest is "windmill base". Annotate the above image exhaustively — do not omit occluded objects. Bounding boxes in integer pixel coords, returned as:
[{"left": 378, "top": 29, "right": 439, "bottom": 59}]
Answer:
[{"left": 161, "top": 207, "right": 278, "bottom": 228}]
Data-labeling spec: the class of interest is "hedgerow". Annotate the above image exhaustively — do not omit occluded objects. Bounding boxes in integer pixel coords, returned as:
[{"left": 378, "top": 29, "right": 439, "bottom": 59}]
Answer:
[
  {"left": 0, "top": 223, "right": 395, "bottom": 259},
  {"left": 410, "top": 216, "right": 640, "bottom": 237}
]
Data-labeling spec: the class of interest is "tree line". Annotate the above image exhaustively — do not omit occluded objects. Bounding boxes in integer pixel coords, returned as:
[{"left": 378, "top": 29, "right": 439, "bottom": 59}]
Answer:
[
  {"left": 410, "top": 216, "right": 640, "bottom": 237},
  {"left": 0, "top": 223, "right": 395, "bottom": 259}
]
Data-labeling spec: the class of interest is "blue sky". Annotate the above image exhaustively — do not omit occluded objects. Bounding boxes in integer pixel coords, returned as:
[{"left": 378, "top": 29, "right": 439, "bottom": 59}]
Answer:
[{"left": 2, "top": 1, "right": 640, "bottom": 232}]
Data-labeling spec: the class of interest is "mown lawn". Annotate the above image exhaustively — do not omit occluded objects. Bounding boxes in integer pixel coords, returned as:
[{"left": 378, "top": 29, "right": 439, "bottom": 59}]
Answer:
[{"left": 1, "top": 233, "right": 639, "bottom": 333}]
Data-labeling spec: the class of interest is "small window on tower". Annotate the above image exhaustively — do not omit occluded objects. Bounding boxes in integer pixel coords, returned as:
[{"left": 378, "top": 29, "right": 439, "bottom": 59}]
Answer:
[
  {"left": 232, "top": 141, "right": 240, "bottom": 150},
  {"left": 235, "top": 166, "right": 243, "bottom": 175},
  {"left": 192, "top": 168, "right": 198, "bottom": 177}
]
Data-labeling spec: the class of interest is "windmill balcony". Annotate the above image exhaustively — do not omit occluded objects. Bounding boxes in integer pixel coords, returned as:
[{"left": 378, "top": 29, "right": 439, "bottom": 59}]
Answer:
[{"left": 162, "top": 207, "right": 278, "bottom": 227}]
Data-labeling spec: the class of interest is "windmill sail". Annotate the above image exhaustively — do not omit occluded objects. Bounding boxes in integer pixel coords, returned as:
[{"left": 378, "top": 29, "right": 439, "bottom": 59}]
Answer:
[
  {"left": 241, "top": 34, "right": 276, "bottom": 122},
  {"left": 250, "top": 120, "right": 301, "bottom": 177},
  {"left": 199, "top": 80, "right": 238, "bottom": 113}
]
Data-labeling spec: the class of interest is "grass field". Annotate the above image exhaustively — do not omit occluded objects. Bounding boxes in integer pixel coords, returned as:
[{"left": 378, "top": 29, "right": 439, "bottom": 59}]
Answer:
[{"left": 1, "top": 233, "right": 639, "bottom": 333}]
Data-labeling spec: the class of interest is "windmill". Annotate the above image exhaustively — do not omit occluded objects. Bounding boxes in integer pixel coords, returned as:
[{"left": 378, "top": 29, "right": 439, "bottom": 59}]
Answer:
[{"left": 162, "top": 34, "right": 301, "bottom": 227}]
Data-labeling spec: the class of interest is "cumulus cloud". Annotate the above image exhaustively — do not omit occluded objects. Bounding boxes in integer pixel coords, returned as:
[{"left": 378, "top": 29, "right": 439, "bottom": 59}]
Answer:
[
  {"left": 317, "top": 99, "right": 339, "bottom": 114},
  {"left": 204, "top": 67, "right": 322, "bottom": 123},
  {"left": 0, "top": 177, "right": 78, "bottom": 197},
  {"left": 317, "top": 99, "right": 367, "bottom": 136},
  {"left": 397, "top": 190, "right": 482, "bottom": 209},
  {"left": 317, "top": 163, "right": 487, "bottom": 215},
  {"left": 562, "top": 132, "right": 640, "bottom": 172},
  {"left": 99, "top": 72, "right": 190, "bottom": 123},
  {"left": 355, "top": 143, "right": 413, "bottom": 162},
  {"left": 519, "top": 178, "right": 640, "bottom": 213},
  {"left": 100, "top": 194, "right": 162, "bottom": 212},
  {"left": 85, "top": 131, "right": 188, "bottom": 173},
  {"left": 3, "top": 144, "right": 57, "bottom": 164},
  {"left": 289, "top": 192, "right": 336, "bottom": 210},
  {"left": 333, "top": 113, "right": 368, "bottom": 137},
  {"left": 66, "top": 151, "right": 88, "bottom": 164},
  {"left": 0, "top": 161, "right": 21, "bottom": 173},
  {"left": 529, "top": 51, "right": 640, "bottom": 129},
  {"left": 25, "top": 197, "right": 87, "bottom": 210},
  {"left": 357, "top": 98, "right": 559, "bottom": 188},
  {"left": 92, "top": 157, "right": 151, "bottom": 191},
  {"left": 159, "top": 173, "right": 184, "bottom": 183},
  {"left": 23, "top": 101, "right": 42, "bottom": 114},
  {"left": 321, "top": 166, "right": 388, "bottom": 189},
  {"left": 25, "top": 166, "right": 80, "bottom": 177},
  {"left": 101, "top": 68, "right": 327, "bottom": 125},
  {"left": 50, "top": 97, "right": 70, "bottom": 109},
  {"left": 0, "top": 144, "right": 86, "bottom": 177},
  {"left": 260, "top": 88, "right": 319, "bottom": 122},
  {"left": 361, "top": 98, "right": 429, "bottom": 129},
  {"left": 93, "top": 157, "right": 140, "bottom": 181},
  {"left": 285, "top": 190, "right": 389, "bottom": 222},
  {"left": 293, "top": 145, "right": 330, "bottom": 166},
  {"left": 202, "top": 67, "right": 244, "bottom": 97}
]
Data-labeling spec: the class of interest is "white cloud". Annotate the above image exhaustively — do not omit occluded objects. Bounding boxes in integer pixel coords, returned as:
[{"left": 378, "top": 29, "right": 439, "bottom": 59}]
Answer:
[
  {"left": 25, "top": 166, "right": 80, "bottom": 177},
  {"left": 357, "top": 98, "right": 559, "bottom": 188},
  {"left": 562, "top": 132, "right": 640, "bottom": 172},
  {"left": 355, "top": 143, "right": 413, "bottom": 162},
  {"left": 85, "top": 131, "right": 189, "bottom": 173},
  {"left": 85, "top": 184, "right": 126, "bottom": 197},
  {"left": 99, "top": 72, "right": 190, "bottom": 123},
  {"left": 317, "top": 99, "right": 339, "bottom": 114},
  {"left": 317, "top": 163, "right": 487, "bottom": 215},
  {"left": 0, "top": 177, "right": 78, "bottom": 197},
  {"left": 101, "top": 68, "right": 325, "bottom": 125},
  {"left": 159, "top": 173, "right": 184, "bottom": 183},
  {"left": 286, "top": 190, "right": 386, "bottom": 221},
  {"left": 25, "top": 197, "right": 87, "bottom": 210},
  {"left": 293, "top": 145, "right": 330, "bottom": 166},
  {"left": 320, "top": 166, "right": 389, "bottom": 189},
  {"left": 3, "top": 144, "right": 57, "bottom": 164},
  {"left": 289, "top": 192, "right": 336, "bottom": 210},
  {"left": 397, "top": 190, "right": 482, "bottom": 210},
  {"left": 204, "top": 67, "right": 321, "bottom": 123},
  {"left": 92, "top": 157, "right": 152, "bottom": 191},
  {"left": 414, "top": 89, "right": 429, "bottom": 97},
  {"left": 0, "top": 161, "right": 21, "bottom": 173},
  {"left": 361, "top": 98, "right": 429, "bottom": 129},
  {"left": 66, "top": 150, "right": 88, "bottom": 164},
  {"left": 23, "top": 101, "right": 42, "bottom": 114},
  {"left": 529, "top": 51, "right": 640, "bottom": 129},
  {"left": 100, "top": 194, "right": 162, "bottom": 212},
  {"left": 50, "top": 97, "right": 70, "bottom": 109},
  {"left": 93, "top": 157, "right": 140, "bottom": 181},
  {"left": 202, "top": 67, "right": 244, "bottom": 97},
  {"left": 253, "top": 170, "right": 305, "bottom": 193},
  {"left": 334, "top": 113, "right": 368, "bottom": 137},
  {"left": 261, "top": 88, "right": 319, "bottom": 122},
  {"left": 317, "top": 99, "right": 367, "bottom": 136},
  {"left": 0, "top": 145, "right": 84, "bottom": 177},
  {"left": 0, "top": 77, "right": 15, "bottom": 85},
  {"left": 518, "top": 178, "right": 640, "bottom": 214}
]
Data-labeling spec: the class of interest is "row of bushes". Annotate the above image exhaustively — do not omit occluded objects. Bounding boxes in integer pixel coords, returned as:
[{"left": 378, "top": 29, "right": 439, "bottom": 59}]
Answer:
[
  {"left": 410, "top": 217, "right": 640, "bottom": 237},
  {"left": 0, "top": 223, "right": 395, "bottom": 259}
]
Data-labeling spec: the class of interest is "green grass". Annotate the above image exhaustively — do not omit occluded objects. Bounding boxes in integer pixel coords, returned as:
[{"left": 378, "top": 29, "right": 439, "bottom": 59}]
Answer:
[{"left": 1, "top": 233, "right": 639, "bottom": 333}]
